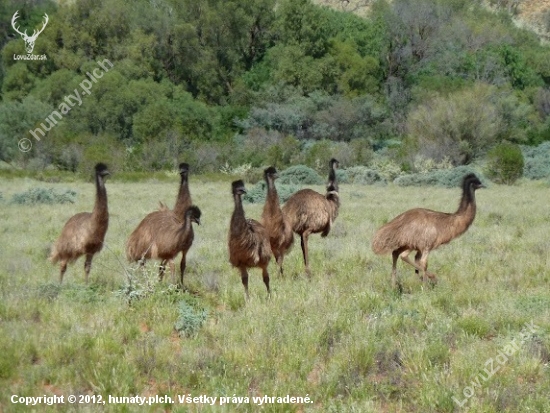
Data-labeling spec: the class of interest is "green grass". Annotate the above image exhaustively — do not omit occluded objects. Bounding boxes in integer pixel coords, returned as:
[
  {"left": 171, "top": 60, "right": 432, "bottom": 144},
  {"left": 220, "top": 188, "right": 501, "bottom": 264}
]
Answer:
[{"left": 1, "top": 177, "right": 549, "bottom": 412}]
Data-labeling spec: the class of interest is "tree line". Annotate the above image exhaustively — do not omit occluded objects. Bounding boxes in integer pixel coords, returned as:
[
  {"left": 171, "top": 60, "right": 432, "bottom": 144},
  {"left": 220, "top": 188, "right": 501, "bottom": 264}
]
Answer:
[{"left": 1, "top": 0, "right": 550, "bottom": 176}]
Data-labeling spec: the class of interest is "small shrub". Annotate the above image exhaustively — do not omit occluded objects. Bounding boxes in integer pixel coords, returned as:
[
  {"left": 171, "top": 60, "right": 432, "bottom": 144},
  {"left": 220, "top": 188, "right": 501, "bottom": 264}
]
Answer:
[
  {"left": 220, "top": 162, "right": 253, "bottom": 176},
  {"left": 335, "top": 169, "right": 349, "bottom": 184},
  {"left": 279, "top": 165, "right": 324, "bottom": 185},
  {"left": 243, "top": 181, "right": 301, "bottom": 204},
  {"left": 394, "top": 166, "right": 481, "bottom": 187},
  {"left": 412, "top": 156, "right": 453, "bottom": 174},
  {"left": 486, "top": 142, "right": 524, "bottom": 184},
  {"left": 174, "top": 300, "right": 208, "bottom": 338},
  {"left": 114, "top": 266, "right": 161, "bottom": 303},
  {"left": 369, "top": 158, "right": 404, "bottom": 182},
  {"left": 522, "top": 141, "right": 550, "bottom": 180},
  {"left": 345, "top": 166, "right": 385, "bottom": 185},
  {"left": 10, "top": 187, "right": 77, "bottom": 205}
]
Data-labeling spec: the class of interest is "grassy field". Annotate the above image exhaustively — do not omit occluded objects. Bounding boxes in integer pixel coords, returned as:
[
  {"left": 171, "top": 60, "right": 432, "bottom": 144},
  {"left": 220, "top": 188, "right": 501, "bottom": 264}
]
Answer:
[{"left": 0, "top": 175, "right": 549, "bottom": 412}]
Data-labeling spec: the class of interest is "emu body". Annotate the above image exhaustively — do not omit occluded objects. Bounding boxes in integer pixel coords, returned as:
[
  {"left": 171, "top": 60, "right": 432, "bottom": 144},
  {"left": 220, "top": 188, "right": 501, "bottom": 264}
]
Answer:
[
  {"left": 282, "top": 158, "right": 340, "bottom": 276},
  {"left": 126, "top": 206, "right": 201, "bottom": 286},
  {"left": 50, "top": 163, "right": 109, "bottom": 283},
  {"left": 371, "top": 173, "right": 484, "bottom": 287},
  {"left": 261, "top": 167, "right": 294, "bottom": 276},
  {"left": 126, "top": 163, "right": 193, "bottom": 283},
  {"left": 228, "top": 180, "right": 272, "bottom": 299}
]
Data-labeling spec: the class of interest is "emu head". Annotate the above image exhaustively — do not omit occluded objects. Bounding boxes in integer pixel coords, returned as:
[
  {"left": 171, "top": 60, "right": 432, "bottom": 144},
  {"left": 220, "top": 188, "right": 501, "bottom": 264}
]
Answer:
[
  {"left": 232, "top": 180, "right": 247, "bottom": 196},
  {"left": 186, "top": 205, "right": 201, "bottom": 225},
  {"left": 178, "top": 162, "right": 190, "bottom": 176},
  {"left": 12, "top": 11, "right": 49, "bottom": 54},
  {"left": 94, "top": 163, "right": 110, "bottom": 177},
  {"left": 264, "top": 166, "right": 278, "bottom": 181},
  {"left": 329, "top": 158, "right": 339, "bottom": 170},
  {"left": 463, "top": 173, "right": 485, "bottom": 191}
]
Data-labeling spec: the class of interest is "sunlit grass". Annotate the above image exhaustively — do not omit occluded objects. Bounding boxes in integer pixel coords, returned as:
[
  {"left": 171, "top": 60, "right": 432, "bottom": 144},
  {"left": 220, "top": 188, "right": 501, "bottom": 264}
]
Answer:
[{"left": 0, "top": 177, "right": 549, "bottom": 412}]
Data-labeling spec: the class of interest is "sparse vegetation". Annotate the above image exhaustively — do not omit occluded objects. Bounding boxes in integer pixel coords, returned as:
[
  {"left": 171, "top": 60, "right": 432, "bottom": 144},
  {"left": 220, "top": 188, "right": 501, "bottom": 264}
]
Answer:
[
  {"left": 10, "top": 187, "right": 77, "bottom": 205},
  {"left": 1, "top": 177, "right": 550, "bottom": 412}
]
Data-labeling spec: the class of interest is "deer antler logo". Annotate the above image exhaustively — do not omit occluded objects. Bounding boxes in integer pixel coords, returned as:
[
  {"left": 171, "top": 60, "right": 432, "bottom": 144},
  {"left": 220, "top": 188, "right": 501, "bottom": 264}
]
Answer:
[{"left": 11, "top": 11, "right": 49, "bottom": 54}]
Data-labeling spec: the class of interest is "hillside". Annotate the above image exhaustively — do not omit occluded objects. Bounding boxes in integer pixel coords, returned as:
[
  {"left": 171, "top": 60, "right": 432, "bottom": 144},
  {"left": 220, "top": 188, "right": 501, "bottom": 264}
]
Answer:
[{"left": 313, "top": 0, "right": 550, "bottom": 40}]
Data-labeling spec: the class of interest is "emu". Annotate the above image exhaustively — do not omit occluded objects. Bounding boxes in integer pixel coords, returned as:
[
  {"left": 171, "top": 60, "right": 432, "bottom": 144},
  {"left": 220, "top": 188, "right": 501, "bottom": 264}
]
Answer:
[
  {"left": 228, "top": 180, "right": 272, "bottom": 299},
  {"left": 282, "top": 158, "right": 340, "bottom": 276},
  {"left": 126, "top": 162, "right": 193, "bottom": 284},
  {"left": 261, "top": 167, "right": 294, "bottom": 276},
  {"left": 50, "top": 163, "right": 110, "bottom": 283},
  {"left": 127, "top": 205, "right": 201, "bottom": 286},
  {"left": 371, "top": 173, "right": 485, "bottom": 288}
]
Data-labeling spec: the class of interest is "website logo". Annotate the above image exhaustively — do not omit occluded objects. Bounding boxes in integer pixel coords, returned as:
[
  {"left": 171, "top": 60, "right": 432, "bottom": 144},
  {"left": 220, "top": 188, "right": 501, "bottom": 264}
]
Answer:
[{"left": 11, "top": 10, "right": 48, "bottom": 55}]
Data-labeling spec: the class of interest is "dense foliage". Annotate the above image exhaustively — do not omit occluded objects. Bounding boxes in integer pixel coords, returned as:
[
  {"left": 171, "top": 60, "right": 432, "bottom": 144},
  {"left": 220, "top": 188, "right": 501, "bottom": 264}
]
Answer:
[
  {"left": 486, "top": 141, "right": 524, "bottom": 184},
  {"left": 2, "top": 0, "right": 550, "bottom": 179}
]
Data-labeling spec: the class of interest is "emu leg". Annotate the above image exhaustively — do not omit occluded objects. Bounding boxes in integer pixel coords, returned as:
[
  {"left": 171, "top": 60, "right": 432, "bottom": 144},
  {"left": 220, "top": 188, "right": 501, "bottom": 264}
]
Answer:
[
  {"left": 400, "top": 250, "right": 425, "bottom": 274},
  {"left": 276, "top": 253, "right": 284, "bottom": 277},
  {"left": 401, "top": 251, "right": 436, "bottom": 284},
  {"left": 414, "top": 251, "right": 421, "bottom": 277},
  {"left": 179, "top": 255, "right": 186, "bottom": 287},
  {"left": 59, "top": 261, "right": 68, "bottom": 284},
  {"left": 391, "top": 250, "right": 400, "bottom": 289},
  {"left": 300, "top": 230, "right": 312, "bottom": 277},
  {"left": 262, "top": 266, "right": 271, "bottom": 297},
  {"left": 84, "top": 253, "right": 93, "bottom": 283},
  {"left": 239, "top": 267, "right": 250, "bottom": 300},
  {"left": 159, "top": 259, "right": 167, "bottom": 281},
  {"left": 418, "top": 252, "right": 437, "bottom": 284}
]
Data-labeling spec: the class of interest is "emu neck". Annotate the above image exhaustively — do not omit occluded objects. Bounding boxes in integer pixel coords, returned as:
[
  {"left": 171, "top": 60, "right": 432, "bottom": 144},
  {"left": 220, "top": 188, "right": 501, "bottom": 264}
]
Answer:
[
  {"left": 181, "top": 212, "right": 193, "bottom": 234},
  {"left": 452, "top": 184, "right": 477, "bottom": 235},
  {"left": 173, "top": 174, "right": 191, "bottom": 217},
  {"left": 456, "top": 184, "right": 476, "bottom": 215},
  {"left": 328, "top": 167, "right": 338, "bottom": 191},
  {"left": 92, "top": 174, "right": 108, "bottom": 220},
  {"left": 265, "top": 178, "right": 279, "bottom": 207},
  {"left": 231, "top": 194, "right": 247, "bottom": 230}
]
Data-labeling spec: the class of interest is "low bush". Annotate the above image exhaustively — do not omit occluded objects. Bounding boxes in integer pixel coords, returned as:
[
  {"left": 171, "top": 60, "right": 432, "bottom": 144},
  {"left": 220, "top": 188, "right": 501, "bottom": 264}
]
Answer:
[
  {"left": 486, "top": 142, "right": 524, "bottom": 184},
  {"left": 243, "top": 181, "right": 301, "bottom": 204},
  {"left": 522, "top": 141, "right": 550, "bottom": 180},
  {"left": 344, "top": 166, "right": 386, "bottom": 185},
  {"left": 394, "top": 166, "right": 482, "bottom": 187},
  {"left": 336, "top": 169, "right": 350, "bottom": 184},
  {"left": 279, "top": 165, "right": 324, "bottom": 185},
  {"left": 10, "top": 187, "right": 77, "bottom": 205},
  {"left": 174, "top": 300, "right": 208, "bottom": 338}
]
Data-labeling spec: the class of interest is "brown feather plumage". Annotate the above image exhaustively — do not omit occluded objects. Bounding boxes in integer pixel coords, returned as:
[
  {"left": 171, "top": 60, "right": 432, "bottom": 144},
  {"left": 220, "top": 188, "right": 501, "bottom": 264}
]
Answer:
[
  {"left": 50, "top": 163, "right": 109, "bottom": 283},
  {"left": 261, "top": 167, "right": 294, "bottom": 276},
  {"left": 371, "top": 173, "right": 484, "bottom": 287},
  {"left": 127, "top": 162, "right": 194, "bottom": 285},
  {"left": 228, "top": 180, "right": 271, "bottom": 299},
  {"left": 126, "top": 205, "right": 201, "bottom": 286},
  {"left": 281, "top": 158, "right": 340, "bottom": 275}
]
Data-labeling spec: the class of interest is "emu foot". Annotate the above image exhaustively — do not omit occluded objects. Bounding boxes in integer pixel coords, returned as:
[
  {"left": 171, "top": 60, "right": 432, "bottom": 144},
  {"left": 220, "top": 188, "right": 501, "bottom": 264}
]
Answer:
[{"left": 423, "top": 272, "right": 438, "bottom": 286}]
